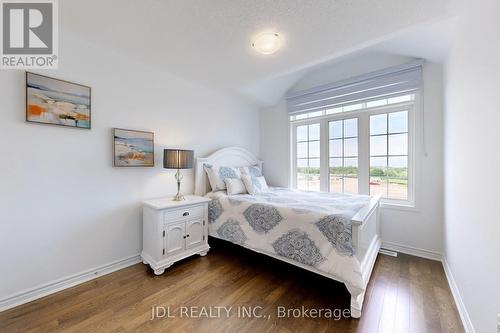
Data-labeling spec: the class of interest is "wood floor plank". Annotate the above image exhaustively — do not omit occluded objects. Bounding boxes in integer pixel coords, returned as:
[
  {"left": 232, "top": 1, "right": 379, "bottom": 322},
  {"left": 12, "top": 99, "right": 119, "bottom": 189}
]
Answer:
[
  {"left": 394, "top": 276, "right": 410, "bottom": 333},
  {"left": 377, "top": 255, "right": 399, "bottom": 333},
  {"left": 434, "top": 286, "right": 465, "bottom": 333},
  {"left": 357, "top": 257, "right": 387, "bottom": 333},
  {"left": 0, "top": 239, "right": 464, "bottom": 333},
  {"left": 416, "top": 258, "right": 445, "bottom": 333},
  {"left": 409, "top": 278, "right": 428, "bottom": 333}
]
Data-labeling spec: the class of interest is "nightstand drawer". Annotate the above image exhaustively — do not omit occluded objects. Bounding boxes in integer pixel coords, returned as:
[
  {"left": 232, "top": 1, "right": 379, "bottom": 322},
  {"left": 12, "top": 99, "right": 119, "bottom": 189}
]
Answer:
[{"left": 164, "top": 205, "right": 204, "bottom": 222}]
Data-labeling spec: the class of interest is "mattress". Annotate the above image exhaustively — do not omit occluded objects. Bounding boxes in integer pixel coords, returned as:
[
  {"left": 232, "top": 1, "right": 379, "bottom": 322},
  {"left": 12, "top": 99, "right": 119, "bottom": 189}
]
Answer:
[{"left": 205, "top": 187, "right": 371, "bottom": 296}]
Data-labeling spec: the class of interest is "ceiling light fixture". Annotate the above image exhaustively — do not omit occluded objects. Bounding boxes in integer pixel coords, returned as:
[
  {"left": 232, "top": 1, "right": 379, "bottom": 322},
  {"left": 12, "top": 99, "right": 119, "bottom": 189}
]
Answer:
[{"left": 252, "top": 32, "right": 282, "bottom": 55}]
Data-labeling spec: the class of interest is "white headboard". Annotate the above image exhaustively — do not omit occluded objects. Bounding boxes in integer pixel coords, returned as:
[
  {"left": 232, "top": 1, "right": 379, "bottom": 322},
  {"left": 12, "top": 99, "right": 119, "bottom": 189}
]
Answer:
[{"left": 194, "top": 147, "right": 263, "bottom": 196}]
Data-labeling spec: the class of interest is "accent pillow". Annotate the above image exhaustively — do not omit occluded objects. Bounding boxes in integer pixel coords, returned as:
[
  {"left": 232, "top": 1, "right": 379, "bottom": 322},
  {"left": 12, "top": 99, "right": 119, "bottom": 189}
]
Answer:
[
  {"left": 224, "top": 178, "right": 248, "bottom": 195},
  {"left": 239, "top": 164, "right": 263, "bottom": 177},
  {"left": 204, "top": 164, "right": 241, "bottom": 191},
  {"left": 242, "top": 174, "right": 270, "bottom": 195}
]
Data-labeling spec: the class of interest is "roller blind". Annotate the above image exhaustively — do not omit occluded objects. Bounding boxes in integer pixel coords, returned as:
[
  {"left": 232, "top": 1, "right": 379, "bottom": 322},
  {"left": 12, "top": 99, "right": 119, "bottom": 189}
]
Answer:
[{"left": 286, "top": 60, "right": 423, "bottom": 116}]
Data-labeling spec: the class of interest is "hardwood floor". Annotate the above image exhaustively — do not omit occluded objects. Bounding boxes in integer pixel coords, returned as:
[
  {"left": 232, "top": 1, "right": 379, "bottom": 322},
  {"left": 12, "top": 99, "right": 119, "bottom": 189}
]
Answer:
[{"left": 0, "top": 239, "right": 464, "bottom": 333}]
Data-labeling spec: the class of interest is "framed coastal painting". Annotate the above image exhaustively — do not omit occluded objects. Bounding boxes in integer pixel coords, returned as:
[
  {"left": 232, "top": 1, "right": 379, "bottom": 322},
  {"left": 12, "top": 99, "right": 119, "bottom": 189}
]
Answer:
[
  {"left": 26, "top": 72, "right": 91, "bottom": 129},
  {"left": 113, "top": 128, "right": 155, "bottom": 167}
]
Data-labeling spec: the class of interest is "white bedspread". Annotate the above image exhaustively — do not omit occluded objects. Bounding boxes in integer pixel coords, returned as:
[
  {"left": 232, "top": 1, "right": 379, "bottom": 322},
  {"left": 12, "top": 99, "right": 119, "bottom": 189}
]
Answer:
[{"left": 205, "top": 187, "right": 370, "bottom": 296}]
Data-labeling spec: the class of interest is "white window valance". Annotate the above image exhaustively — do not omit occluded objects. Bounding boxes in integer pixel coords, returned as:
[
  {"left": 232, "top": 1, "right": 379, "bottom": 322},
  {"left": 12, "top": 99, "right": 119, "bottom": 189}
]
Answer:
[{"left": 286, "top": 60, "right": 424, "bottom": 116}]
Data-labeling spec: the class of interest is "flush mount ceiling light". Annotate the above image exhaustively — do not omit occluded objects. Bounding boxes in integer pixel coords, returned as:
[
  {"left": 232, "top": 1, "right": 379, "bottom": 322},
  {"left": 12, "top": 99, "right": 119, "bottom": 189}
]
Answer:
[{"left": 252, "top": 32, "right": 282, "bottom": 55}]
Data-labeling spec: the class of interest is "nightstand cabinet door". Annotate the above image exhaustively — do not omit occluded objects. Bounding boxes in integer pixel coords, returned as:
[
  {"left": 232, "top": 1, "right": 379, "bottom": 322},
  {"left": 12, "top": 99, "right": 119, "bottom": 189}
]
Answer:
[
  {"left": 165, "top": 221, "right": 185, "bottom": 256},
  {"left": 185, "top": 219, "right": 204, "bottom": 249}
]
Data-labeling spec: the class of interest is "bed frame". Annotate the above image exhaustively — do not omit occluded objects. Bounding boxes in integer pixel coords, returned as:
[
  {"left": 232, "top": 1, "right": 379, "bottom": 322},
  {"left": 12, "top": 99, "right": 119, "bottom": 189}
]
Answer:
[{"left": 194, "top": 147, "right": 381, "bottom": 318}]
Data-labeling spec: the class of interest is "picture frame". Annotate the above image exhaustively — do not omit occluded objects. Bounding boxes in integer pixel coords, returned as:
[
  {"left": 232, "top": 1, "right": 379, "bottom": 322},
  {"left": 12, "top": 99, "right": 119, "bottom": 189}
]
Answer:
[
  {"left": 26, "top": 72, "right": 92, "bottom": 129},
  {"left": 113, "top": 128, "right": 155, "bottom": 167}
]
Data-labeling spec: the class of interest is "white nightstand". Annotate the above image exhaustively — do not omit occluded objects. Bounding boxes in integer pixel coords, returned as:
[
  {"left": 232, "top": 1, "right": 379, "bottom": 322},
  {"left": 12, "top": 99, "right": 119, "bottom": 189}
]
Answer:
[{"left": 141, "top": 195, "right": 211, "bottom": 275}]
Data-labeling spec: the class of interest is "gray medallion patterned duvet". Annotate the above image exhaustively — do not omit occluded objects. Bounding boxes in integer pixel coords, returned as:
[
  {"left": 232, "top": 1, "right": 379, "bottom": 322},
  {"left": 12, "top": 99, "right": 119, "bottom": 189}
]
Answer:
[{"left": 206, "top": 187, "right": 371, "bottom": 296}]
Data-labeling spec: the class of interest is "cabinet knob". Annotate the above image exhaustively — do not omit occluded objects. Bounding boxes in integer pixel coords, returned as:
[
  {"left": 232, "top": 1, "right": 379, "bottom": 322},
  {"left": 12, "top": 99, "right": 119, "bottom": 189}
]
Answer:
[
  {"left": 183, "top": 212, "right": 190, "bottom": 216},
  {"left": 186, "top": 234, "right": 190, "bottom": 238}
]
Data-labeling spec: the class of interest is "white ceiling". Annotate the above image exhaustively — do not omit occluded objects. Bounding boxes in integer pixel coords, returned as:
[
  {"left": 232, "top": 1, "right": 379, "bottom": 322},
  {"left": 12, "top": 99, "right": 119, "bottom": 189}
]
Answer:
[
  {"left": 247, "top": 17, "right": 457, "bottom": 106},
  {"left": 61, "top": 0, "right": 457, "bottom": 106}
]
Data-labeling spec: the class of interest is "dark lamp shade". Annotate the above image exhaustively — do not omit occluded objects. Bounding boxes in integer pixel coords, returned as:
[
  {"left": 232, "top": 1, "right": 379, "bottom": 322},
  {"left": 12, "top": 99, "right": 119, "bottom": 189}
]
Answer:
[{"left": 163, "top": 149, "right": 194, "bottom": 169}]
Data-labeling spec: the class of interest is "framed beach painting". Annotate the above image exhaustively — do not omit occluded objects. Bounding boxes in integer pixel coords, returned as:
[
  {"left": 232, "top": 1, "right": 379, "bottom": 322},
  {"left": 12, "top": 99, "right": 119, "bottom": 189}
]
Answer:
[
  {"left": 113, "top": 128, "right": 155, "bottom": 167},
  {"left": 26, "top": 72, "right": 91, "bottom": 129}
]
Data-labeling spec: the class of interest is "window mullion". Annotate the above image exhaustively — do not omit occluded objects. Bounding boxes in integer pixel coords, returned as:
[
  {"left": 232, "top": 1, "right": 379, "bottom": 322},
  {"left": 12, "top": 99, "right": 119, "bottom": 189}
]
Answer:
[
  {"left": 291, "top": 123, "right": 297, "bottom": 189},
  {"left": 319, "top": 119, "right": 329, "bottom": 192},
  {"left": 342, "top": 120, "right": 345, "bottom": 193},
  {"left": 408, "top": 104, "right": 416, "bottom": 204},
  {"left": 358, "top": 114, "right": 370, "bottom": 195},
  {"left": 386, "top": 114, "right": 390, "bottom": 197}
]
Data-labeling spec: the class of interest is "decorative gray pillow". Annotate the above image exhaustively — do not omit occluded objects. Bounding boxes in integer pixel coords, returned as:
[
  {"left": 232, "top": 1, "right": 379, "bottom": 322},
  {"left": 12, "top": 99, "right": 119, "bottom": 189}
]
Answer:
[
  {"left": 204, "top": 164, "right": 241, "bottom": 191},
  {"left": 242, "top": 174, "right": 270, "bottom": 195},
  {"left": 239, "top": 165, "right": 263, "bottom": 177}
]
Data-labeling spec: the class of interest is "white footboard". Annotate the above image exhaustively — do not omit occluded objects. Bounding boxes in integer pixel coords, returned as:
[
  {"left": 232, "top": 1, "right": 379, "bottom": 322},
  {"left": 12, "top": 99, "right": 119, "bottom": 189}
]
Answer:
[{"left": 349, "top": 195, "right": 381, "bottom": 318}]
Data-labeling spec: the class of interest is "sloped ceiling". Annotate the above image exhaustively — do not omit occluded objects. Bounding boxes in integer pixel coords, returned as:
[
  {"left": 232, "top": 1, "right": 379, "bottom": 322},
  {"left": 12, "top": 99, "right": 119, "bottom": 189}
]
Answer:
[
  {"left": 60, "top": 0, "right": 457, "bottom": 107},
  {"left": 246, "top": 17, "right": 457, "bottom": 106}
]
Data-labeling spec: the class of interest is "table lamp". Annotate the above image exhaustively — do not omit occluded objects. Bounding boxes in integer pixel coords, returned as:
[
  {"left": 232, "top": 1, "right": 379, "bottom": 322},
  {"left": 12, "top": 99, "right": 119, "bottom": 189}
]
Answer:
[{"left": 163, "top": 149, "right": 194, "bottom": 201}]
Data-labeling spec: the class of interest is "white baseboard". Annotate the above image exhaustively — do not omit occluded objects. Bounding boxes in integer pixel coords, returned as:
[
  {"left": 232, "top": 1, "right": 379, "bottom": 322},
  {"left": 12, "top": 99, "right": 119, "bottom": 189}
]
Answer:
[
  {"left": 441, "top": 257, "right": 476, "bottom": 333},
  {"left": 0, "top": 254, "right": 141, "bottom": 313},
  {"left": 381, "top": 241, "right": 442, "bottom": 261}
]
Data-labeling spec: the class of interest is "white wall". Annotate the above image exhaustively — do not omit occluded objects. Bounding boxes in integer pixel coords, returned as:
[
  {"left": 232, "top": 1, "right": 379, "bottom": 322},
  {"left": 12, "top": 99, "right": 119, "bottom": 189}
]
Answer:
[
  {"left": 443, "top": 0, "right": 500, "bottom": 332},
  {"left": 260, "top": 52, "right": 444, "bottom": 255},
  {"left": 0, "top": 29, "right": 259, "bottom": 302}
]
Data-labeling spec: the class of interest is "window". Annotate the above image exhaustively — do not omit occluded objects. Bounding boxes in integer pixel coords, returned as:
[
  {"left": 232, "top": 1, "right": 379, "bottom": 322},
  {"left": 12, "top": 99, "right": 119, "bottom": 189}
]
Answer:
[
  {"left": 369, "top": 111, "right": 409, "bottom": 200},
  {"left": 295, "top": 123, "right": 320, "bottom": 191},
  {"left": 291, "top": 95, "right": 416, "bottom": 204},
  {"left": 329, "top": 118, "right": 358, "bottom": 194},
  {"left": 288, "top": 61, "right": 421, "bottom": 205}
]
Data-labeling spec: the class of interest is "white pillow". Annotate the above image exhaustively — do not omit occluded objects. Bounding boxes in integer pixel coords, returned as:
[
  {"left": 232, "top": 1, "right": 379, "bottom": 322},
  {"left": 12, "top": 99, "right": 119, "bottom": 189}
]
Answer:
[
  {"left": 239, "top": 164, "right": 263, "bottom": 177},
  {"left": 204, "top": 164, "right": 241, "bottom": 191},
  {"left": 224, "top": 178, "right": 248, "bottom": 195},
  {"left": 242, "top": 174, "right": 270, "bottom": 195}
]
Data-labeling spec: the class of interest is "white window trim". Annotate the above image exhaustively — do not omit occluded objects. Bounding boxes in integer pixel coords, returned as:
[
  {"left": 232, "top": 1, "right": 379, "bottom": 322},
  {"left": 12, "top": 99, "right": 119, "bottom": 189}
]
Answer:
[{"left": 289, "top": 97, "right": 419, "bottom": 207}]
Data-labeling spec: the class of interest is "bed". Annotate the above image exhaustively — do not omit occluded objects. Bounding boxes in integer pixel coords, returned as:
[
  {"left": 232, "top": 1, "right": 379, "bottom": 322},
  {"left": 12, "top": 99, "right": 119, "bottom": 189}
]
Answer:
[{"left": 194, "top": 147, "right": 381, "bottom": 318}]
